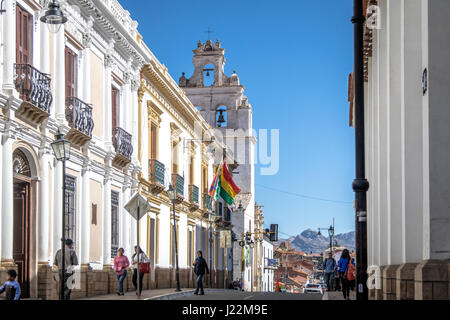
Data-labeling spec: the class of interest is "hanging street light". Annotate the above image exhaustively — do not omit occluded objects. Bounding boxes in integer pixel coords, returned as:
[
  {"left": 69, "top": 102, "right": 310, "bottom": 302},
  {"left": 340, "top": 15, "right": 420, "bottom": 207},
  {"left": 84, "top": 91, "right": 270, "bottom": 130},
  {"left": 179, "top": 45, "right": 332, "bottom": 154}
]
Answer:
[
  {"left": 167, "top": 184, "right": 181, "bottom": 292},
  {"left": 40, "top": 0, "right": 68, "bottom": 34},
  {"left": 51, "top": 131, "right": 71, "bottom": 300}
]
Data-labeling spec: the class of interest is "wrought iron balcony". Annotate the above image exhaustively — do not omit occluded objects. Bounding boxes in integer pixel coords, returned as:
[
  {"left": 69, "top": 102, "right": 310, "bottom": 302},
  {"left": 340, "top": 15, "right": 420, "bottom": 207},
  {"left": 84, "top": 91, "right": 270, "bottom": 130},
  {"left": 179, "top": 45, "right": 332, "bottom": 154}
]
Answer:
[
  {"left": 203, "top": 193, "right": 213, "bottom": 212},
  {"left": 149, "top": 159, "right": 165, "bottom": 195},
  {"left": 171, "top": 173, "right": 184, "bottom": 204},
  {"left": 14, "top": 64, "right": 52, "bottom": 124},
  {"left": 188, "top": 184, "right": 200, "bottom": 211},
  {"left": 65, "top": 97, "right": 94, "bottom": 146},
  {"left": 112, "top": 127, "right": 133, "bottom": 167}
]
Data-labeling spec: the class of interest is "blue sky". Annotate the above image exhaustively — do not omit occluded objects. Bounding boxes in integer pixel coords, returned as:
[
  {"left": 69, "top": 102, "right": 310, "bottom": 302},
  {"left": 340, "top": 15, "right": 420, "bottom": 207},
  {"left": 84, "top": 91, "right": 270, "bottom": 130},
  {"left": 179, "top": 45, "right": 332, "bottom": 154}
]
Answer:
[{"left": 122, "top": 0, "right": 355, "bottom": 236}]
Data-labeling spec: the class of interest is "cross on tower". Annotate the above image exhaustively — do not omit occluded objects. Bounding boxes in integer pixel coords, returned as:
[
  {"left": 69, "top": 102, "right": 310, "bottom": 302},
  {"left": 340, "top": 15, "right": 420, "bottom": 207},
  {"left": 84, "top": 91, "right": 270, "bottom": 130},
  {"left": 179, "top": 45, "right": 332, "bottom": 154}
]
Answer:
[{"left": 205, "top": 27, "right": 214, "bottom": 40}]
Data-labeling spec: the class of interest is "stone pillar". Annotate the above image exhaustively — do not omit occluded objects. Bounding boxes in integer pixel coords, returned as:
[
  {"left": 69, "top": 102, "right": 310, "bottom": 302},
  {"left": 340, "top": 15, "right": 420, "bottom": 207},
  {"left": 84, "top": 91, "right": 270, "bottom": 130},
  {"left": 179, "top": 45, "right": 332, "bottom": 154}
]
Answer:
[
  {"left": 54, "top": 26, "right": 66, "bottom": 122},
  {"left": 104, "top": 42, "right": 114, "bottom": 150},
  {"left": 387, "top": 0, "right": 404, "bottom": 266},
  {"left": 131, "top": 75, "right": 140, "bottom": 164},
  {"left": 102, "top": 165, "right": 112, "bottom": 267},
  {"left": 122, "top": 179, "right": 130, "bottom": 257},
  {"left": 80, "top": 155, "right": 91, "bottom": 265},
  {"left": 1, "top": 130, "right": 14, "bottom": 263},
  {"left": 38, "top": 147, "right": 51, "bottom": 263},
  {"left": 382, "top": 264, "right": 400, "bottom": 300},
  {"left": 2, "top": 0, "right": 15, "bottom": 93},
  {"left": 396, "top": 263, "right": 417, "bottom": 300}
]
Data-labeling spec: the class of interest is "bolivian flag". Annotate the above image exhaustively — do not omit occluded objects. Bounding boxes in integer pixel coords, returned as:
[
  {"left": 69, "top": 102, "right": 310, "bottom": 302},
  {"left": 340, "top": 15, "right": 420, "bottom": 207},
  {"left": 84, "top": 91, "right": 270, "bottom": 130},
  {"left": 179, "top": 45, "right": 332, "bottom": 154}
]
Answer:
[{"left": 218, "top": 162, "right": 241, "bottom": 205}]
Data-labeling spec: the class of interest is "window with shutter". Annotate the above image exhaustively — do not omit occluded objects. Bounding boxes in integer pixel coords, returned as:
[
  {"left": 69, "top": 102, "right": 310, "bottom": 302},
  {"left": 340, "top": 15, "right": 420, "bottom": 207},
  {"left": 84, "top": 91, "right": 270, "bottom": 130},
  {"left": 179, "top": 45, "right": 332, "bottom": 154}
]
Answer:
[
  {"left": 16, "top": 5, "right": 32, "bottom": 65},
  {"left": 112, "top": 87, "right": 120, "bottom": 129},
  {"left": 150, "top": 123, "right": 157, "bottom": 159},
  {"left": 65, "top": 47, "right": 77, "bottom": 103}
]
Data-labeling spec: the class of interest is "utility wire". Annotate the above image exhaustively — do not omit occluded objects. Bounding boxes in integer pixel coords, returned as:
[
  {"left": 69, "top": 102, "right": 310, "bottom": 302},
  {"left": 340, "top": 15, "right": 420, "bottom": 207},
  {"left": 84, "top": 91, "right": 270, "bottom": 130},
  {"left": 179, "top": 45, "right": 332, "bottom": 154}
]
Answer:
[{"left": 256, "top": 184, "right": 353, "bottom": 205}]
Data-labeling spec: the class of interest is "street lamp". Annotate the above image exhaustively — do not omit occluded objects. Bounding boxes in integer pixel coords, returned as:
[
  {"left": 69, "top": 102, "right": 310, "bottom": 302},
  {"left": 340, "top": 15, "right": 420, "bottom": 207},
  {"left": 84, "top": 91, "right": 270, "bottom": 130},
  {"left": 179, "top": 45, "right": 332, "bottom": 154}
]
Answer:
[
  {"left": 51, "top": 131, "right": 71, "bottom": 300},
  {"left": 208, "top": 209, "right": 215, "bottom": 288},
  {"left": 318, "top": 220, "right": 335, "bottom": 255},
  {"left": 40, "top": 0, "right": 68, "bottom": 34},
  {"left": 167, "top": 184, "right": 181, "bottom": 292}
]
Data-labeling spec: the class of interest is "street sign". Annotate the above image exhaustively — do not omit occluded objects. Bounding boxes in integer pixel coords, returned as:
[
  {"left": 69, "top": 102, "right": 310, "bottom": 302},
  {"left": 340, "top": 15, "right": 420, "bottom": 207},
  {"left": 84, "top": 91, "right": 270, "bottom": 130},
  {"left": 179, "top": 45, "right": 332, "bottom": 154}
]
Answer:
[
  {"left": 220, "top": 230, "right": 232, "bottom": 248},
  {"left": 124, "top": 192, "right": 152, "bottom": 221}
]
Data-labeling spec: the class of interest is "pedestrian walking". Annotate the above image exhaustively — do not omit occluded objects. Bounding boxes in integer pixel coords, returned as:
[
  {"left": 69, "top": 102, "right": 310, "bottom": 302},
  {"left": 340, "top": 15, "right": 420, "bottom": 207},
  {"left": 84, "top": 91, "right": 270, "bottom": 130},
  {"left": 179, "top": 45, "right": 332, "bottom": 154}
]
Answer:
[
  {"left": 114, "top": 248, "right": 130, "bottom": 296},
  {"left": 54, "top": 239, "right": 79, "bottom": 300},
  {"left": 322, "top": 252, "right": 336, "bottom": 291},
  {"left": 337, "top": 249, "right": 351, "bottom": 300},
  {"left": 0, "top": 270, "right": 21, "bottom": 300},
  {"left": 132, "top": 246, "right": 149, "bottom": 295},
  {"left": 193, "top": 250, "right": 209, "bottom": 295}
]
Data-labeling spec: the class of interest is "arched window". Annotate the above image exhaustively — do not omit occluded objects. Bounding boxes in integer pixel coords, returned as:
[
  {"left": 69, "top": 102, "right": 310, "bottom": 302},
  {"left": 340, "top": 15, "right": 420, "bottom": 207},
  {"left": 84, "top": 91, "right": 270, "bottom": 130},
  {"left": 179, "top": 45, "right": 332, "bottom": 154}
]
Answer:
[
  {"left": 13, "top": 149, "right": 31, "bottom": 177},
  {"left": 203, "top": 63, "right": 214, "bottom": 87},
  {"left": 216, "top": 106, "right": 227, "bottom": 128}
]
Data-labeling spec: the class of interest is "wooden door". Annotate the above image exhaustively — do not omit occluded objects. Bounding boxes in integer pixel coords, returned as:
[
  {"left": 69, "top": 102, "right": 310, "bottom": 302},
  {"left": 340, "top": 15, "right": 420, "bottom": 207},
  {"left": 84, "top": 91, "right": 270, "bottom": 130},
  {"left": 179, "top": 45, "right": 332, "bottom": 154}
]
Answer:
[
  {"left": 13, "top": 179, "right": 31, "bottom": 299},
  {"left": 16, "top": 5, "right": 32, "bottom": 65}
]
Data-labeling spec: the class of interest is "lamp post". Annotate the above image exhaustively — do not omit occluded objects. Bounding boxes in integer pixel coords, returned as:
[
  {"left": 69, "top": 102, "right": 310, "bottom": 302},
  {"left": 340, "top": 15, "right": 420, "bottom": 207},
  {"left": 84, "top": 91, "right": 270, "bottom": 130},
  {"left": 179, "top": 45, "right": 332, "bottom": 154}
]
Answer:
[
  {"left": 318, "top": 219, "right": 335, "bottom": 255},
  {"left": 208, "top": 209, "right": 215, "bottom": 288},
  {"left": 51, "top": 131, "right": 71, "bottom": 300},
  {"left": 167, "top": 184, "right": 181, "bottom": 292},
  {"left": 351, "top": 0, "right": 369, "bottom": 301},
  {"left": 40, "top": 0, "right": 67, "bottom": 34}
]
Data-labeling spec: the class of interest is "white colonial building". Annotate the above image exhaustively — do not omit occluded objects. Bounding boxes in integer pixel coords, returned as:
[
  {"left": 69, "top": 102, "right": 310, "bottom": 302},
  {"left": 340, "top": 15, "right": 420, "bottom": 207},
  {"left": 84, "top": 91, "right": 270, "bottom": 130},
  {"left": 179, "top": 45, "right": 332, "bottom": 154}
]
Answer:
[
  {"left": 350, "top": 0, "right": 450, "bottom": 300},
  {"left": 0, "top": 0, "right": 234, "bottom": 299}
]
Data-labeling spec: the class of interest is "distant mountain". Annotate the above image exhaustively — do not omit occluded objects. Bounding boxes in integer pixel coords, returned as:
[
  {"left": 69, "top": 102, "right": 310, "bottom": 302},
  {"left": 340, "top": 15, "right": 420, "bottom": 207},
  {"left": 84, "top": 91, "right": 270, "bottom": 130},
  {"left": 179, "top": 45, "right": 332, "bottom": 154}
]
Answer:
[{"left": 279, "top": 229, "right": 355, "bottom": 254}]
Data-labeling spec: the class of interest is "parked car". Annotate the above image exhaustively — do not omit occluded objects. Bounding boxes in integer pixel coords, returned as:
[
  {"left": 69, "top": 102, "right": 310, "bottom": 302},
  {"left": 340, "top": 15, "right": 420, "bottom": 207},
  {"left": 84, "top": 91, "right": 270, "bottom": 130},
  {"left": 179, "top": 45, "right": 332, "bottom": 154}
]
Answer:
[{"left": 303, "top": 283, "right": 324, "bottom": 294}]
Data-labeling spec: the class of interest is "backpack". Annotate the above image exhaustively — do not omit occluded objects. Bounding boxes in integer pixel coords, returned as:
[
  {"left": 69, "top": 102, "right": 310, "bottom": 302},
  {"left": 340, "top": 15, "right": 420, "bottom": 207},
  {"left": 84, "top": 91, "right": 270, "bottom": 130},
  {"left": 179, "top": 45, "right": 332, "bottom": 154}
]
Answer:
[{"left": 347, "top": 260, "right": 356, "bottom": 281}]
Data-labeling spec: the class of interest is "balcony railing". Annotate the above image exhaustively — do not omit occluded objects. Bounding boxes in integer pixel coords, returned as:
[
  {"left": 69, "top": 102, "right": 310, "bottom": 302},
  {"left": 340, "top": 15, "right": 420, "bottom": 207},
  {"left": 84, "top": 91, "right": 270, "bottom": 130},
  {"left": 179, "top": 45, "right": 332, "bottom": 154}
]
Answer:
[
  {"left": 14, "top": 64, "right": 52, "bottom": 113},
  {"left": 189, "top": 185, "right": 199, "bottom": 205},
  {"left": 172, "top": 174, "right": 184, "bottom": 200},
  {"left": 203, "top": 193, "right": 213, "bottom": 211},
  {"left": 66, "top": 97, "right": 94, "bottom": 138},
  {"left": 149, "top": 159, "right": 165, "bottom": 194},
  {"left": 113, "top": 127, "right": 133, "bottom": 160}
]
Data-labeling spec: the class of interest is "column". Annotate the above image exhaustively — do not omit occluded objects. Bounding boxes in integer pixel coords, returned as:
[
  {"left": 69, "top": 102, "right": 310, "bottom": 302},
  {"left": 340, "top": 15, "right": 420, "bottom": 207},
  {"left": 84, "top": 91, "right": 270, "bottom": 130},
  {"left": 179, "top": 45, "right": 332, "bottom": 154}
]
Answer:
[
  {"left": 121, "top": 182, "right": 130, "bottom": 256},
  {"left": 102, "top": 167, "right": 112, "bottom": 266},
  {"left": 1, "top": 131, "right": 14, "bottom": 263},
  {"left": 377, "top": 0, "right": 389, "bottom": 267},
  {"left": 52, "top": 161, "right": 63, "bottom": 262},
  {"left": 38, "top": 149, "right": 50, "bottom": 263},
  {"left": 131, "top": 75, "right": 140, "bottom": 163},
  {"left": 2, "top": 0, "right": 15, "bottom": 92},
  {"left": 387, "top": 0, "right": 403, "bottom": 265},
  {"left": 104, "top": 42, "right": 114, "bottom": 150},
  {"left": 39, "top": 11, "right": 50, "bottom": 75},
  {"left": 80, "top": 157, "right": 91, "bottom": 265},
  {"left": 80, "top": 30, "right": 93, "bottom": 266},
  {"left": 402, "top": 0, "right": 423, "bottom": 263},
  {"left": 54, "top": 25, "right": 66, "bottom": 122}
]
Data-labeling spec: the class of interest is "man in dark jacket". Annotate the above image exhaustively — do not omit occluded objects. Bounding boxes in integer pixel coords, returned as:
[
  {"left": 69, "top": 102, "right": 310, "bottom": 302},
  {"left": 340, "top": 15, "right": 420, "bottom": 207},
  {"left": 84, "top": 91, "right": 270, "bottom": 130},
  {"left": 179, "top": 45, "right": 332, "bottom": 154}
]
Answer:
[
  {"left": 193, "top": 250, "right": 209, "bottom": 295},
  {"left": 54, "top": 239, "right": 79, "bottom": 300},
  {"left": 322, "top": 252, "right": 336, "bottom": 291}
]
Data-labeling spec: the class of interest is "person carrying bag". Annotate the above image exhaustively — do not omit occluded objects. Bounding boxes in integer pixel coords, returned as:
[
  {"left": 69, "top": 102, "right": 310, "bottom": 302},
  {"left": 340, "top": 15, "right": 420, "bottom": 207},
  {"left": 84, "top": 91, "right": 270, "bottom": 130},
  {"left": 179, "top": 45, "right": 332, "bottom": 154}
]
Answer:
[{"left": 132, "top": 246, "right": 150, "bottom": 295}]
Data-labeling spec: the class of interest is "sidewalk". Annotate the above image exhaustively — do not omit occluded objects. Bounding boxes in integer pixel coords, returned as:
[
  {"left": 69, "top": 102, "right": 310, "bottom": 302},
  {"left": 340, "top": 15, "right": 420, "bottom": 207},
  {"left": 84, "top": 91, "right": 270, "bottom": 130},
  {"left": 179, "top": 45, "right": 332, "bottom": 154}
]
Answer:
[
  {"left": 323, "top": 290, "right": 376, "bottom": 300},
  {"left": 77, "top": 288, "right": 196, "bottom": 300}
]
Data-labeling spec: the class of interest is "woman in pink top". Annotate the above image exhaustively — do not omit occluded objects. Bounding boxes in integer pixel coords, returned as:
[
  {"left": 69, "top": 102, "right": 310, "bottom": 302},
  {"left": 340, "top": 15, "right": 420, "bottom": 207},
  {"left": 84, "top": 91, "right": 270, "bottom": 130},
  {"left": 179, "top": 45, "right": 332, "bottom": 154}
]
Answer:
[{"left": 114, "top": 248, "right": 130, "bottom": 296}]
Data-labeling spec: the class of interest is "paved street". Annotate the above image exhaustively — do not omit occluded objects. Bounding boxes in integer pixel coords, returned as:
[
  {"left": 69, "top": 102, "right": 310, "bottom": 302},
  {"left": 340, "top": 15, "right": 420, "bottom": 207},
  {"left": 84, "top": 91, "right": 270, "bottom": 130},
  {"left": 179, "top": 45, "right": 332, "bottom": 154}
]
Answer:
[{"left": 170, "top": 289, "right": 324, "bottom": 300}]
